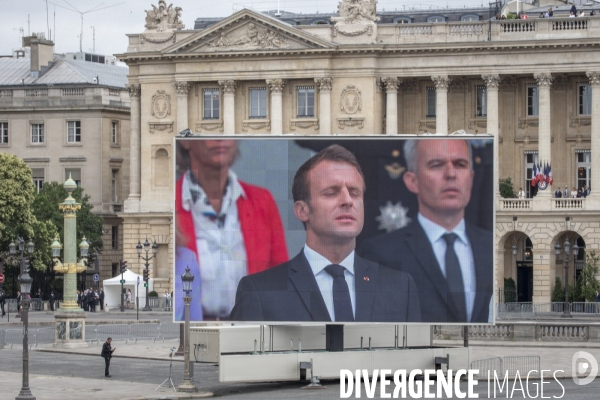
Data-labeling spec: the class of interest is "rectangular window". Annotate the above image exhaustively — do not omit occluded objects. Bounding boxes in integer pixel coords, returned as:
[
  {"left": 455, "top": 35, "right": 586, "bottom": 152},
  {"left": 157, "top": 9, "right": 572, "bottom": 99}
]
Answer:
[
  {"left": 111, "top": 226, "right": 118, "bottom": 250},
  {"left": 111, "top": 121, "right": 118, "bottom": 144},
  {"left": 524, "top": 152, "right": 539, "bottom": 198},
  {"left": 111, "top": 169, "right": 118, "bottom": 202},
  {"left": 579, "top": 84, "right": 592, "bottom": 115},
  {"left": 527, "top": 84, "right": 539, "bottom": 116},
  {"left": 67, "top": 121, "right": 81, "bottom": 143},
  {"left": 249, "top": 87, "right": 267, "bottom": 118},
  {"left": 577, "top": 151, "right": 591, "bottom": 191},
  {"left": 203, "top": 89, "right": 220, "bottom": 119},
  {"left": 426, "top": 87, "right": 436, "bottom": 118},
  {"left": 297, "top": 86, "right": 315, "bottom": 117},
  {"left": 65, "top": 168, "right": 81, "bottom": 187},
  {"left": 32, "top": 168, "right": 44, "bottom": 193},
  {"left": 0, "top": 122, "right": 7, "bottom": 144},
  {"left": 476, "top": 85, "right": 487, "bottom": 117},
  {"left": 31, "top": 123, "right": 44, "bottom": 143}
]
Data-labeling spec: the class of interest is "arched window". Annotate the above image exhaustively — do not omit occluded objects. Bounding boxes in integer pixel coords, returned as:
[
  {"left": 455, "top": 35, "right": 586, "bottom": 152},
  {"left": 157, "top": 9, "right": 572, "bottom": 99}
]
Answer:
[
  {"left": 427, "top": 15, "right": 446, "bottom": 23},
  {"left": 393, "top": 17, "right": 412, "bottom": 24},
  {"left": 461, "top": 14, "right": 480, "bottom": 22},
  {"left": 153, "top": 148, "right": 170, "bottom": 188}
]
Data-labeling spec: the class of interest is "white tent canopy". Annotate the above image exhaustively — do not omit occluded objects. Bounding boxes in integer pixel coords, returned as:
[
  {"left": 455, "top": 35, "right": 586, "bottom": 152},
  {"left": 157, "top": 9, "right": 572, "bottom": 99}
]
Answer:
[{"left": 102, "top": 270, "right": 153, "bottom": 308}]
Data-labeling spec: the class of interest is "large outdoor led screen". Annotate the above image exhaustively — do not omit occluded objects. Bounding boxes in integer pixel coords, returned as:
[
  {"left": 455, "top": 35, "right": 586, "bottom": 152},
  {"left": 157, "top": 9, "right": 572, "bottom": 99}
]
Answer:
[{"left": 173, "top": 137, "right": 495, "bottom": 324}]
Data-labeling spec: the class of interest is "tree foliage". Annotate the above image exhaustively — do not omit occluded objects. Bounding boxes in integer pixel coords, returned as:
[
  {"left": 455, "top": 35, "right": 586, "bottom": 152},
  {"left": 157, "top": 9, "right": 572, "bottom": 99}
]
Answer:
[
  {"left": 499, "top": 177, "right": 516, "bottom": 198},
  {"left": 0, "top": 153, "right": 57, "bottom": 272},
  {"left": 551, "top": 277, "right": 564, "bottom": 303},
  {"left": 579, "top": 251, "right": 600, "bottom": 302},
  {"left": 32, "top": 182, "right": 104, "bottom": 258}
]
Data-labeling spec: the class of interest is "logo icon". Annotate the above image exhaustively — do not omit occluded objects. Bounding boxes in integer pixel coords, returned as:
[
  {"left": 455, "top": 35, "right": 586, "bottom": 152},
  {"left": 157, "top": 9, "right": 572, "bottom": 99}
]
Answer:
[{"left": 572, "top": 351, "right": 598, "bottom": 385}]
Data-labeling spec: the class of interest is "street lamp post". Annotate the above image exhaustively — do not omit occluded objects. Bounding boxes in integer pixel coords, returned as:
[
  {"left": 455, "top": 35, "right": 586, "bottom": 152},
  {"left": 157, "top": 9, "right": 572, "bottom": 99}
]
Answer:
[
  {"left": 137, "top": 239, "right": 157, "bottom": 311},
  {"left": 9, "top": 237, "right": 36, "bottom": 400},
  {"left": 555, "top": 239, "right": 579, "bottom": 318},
  {"left": 177, "top": 267, "right": 197, "bottom": 393}
]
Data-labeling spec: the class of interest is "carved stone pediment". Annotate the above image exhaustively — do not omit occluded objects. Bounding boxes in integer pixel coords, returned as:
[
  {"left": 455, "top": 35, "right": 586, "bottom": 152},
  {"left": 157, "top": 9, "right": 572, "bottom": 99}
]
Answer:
[
  {"left": 144, "top": 0, "right": 185, "bottom": 32},
  {"left": 164, "top": 9, "right": 335, "bottom": 54}
]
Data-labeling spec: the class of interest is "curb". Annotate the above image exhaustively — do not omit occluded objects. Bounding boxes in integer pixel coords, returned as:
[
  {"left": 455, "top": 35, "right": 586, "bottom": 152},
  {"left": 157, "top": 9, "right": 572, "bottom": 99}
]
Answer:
[{"left": 120, "top": 392, "right": 213, "bottom": 400}]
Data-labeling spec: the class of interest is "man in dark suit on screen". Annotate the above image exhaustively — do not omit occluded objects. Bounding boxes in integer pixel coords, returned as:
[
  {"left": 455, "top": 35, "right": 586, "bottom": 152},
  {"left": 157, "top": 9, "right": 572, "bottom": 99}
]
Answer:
[
  {"left": 230, "top": 145, "right": 421, "bottom": 322},
  {"left": 360, "top": 139, "right": 493, "bottom": 323}
]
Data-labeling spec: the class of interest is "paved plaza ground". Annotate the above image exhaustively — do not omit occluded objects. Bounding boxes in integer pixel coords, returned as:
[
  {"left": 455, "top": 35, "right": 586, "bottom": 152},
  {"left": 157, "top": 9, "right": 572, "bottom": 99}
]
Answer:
[{"left": 2, "top": 311, "right": 600, "bottom": 399}]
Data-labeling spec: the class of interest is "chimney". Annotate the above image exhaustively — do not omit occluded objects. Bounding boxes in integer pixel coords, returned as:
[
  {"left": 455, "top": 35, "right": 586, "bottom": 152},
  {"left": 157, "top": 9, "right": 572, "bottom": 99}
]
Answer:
[{"left": 22, "top": 33, "right": 54, "bottom": 78}]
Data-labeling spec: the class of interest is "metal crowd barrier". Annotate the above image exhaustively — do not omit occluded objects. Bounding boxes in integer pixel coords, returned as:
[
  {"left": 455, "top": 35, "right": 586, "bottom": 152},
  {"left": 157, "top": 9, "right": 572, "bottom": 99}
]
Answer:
[
  {"left": 85, "top": 325, "right": 99, "bottom": 344},
  {"left": 148, "top": 297, "right": 162, "bottom": 308},
  {"left": 33, "top": 328, "right": 55, "bottom": 347},
  {"left": 158, "top": 322, "right": 180, "bottom": 342},
  {"left": 4, "top": 329, "right": 31, "bottom": 349},
  {"left": 129, "top": 322, "right": 160, "bottom": 343},
  {"left": 570, "top": 302, "right": 600, "bottom": 314},
  {"left": 470, "top": 356, "right": 540, "bottom": 379},
  {"left": 0, "top": 329, "right": 5, "bottom": 349},
  {"left": 5, "top": 299, "right": 18, "bottom": 313},
  {"left": 97, "top": 324, "right": 130, "bottom": 343},
  {"left": 30, "top": 298, "right": 43, "bottom": 311},
  {"left": 498, "top": 302, "right": 600, "bottom": 320}
]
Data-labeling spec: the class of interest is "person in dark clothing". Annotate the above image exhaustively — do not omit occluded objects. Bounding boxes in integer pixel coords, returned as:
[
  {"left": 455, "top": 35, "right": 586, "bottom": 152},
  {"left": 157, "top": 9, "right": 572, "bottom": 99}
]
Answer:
[
  {"left": 16, "top": 291, "right": 21, "bottom": 313},
  {"left": 99, "top": 288, "right": 105, "bottom": 311},
  {"left": 101, "top": 337, "right": 116, "bottom": 377},
  {"left": 49, "top": 292, "right": 55, "bottom": 311},
  {"left": 0, "top": 290, "right": 6, "bottom": 317},
  {"left": 87, "top": 288, "right": 96, "bottom": 312}
]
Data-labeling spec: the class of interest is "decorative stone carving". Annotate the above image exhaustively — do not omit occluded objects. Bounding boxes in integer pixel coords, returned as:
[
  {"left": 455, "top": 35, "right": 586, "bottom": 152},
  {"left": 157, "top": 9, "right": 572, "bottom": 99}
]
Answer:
[
  {"left": 208, "top": 23, "right": 289, "bottom": 50},
  {"left": 432, "top": 76, "right": 452, "bottom": 91},
  {"left": 379, "top": 77, "right": 401, "bottom": 92},
  {"left": 218, "top": 80, "right": 237, "bottom": 94},
  {"left": 267, "top": 79, "right": 286, "bottom": 93},
  {"left": 242, "top": 120, "right": 271, "bottom": 132},
  {"left": 173, "top": 81, "right": 192, "bottom": 95},
  {"left": 151, "top": 90, "right": 171, "bottom": 119},
  {"left": 534, "top": 73, "right": 553, "bottom": 87},
  {"left": 482, "top": 74, "right": 502, "bottom": 90},
  {"left": 340, "top": 85, "right": 362, "bottom": 114},
  {"left": 315, "top": 77, "right": 333, "bottom": 92},
  {"left": 400, "top": 78, "right": 418, "bottom": 94},
  {"left": 126, "top": 84, "right": 141, "bottom": 98},
  {"left": 337, "top": 117, "right": 365, "bottom": 129},
  {"left": 586, "top": 71, "right": 600, "bottom": 86},
  {"left": 333, "top": 0, "right": 379, "bottom": 24},
  {"left": 144, "top": 0, "right": 184, "bottom": 32},
  {"left": 331, "top": 0, "right": 379, "bottom": 37},
  {"left": 449, "top": 77, "right": 468, "bottom": 93},
  {"left": 140, "top": 32, "right": 175, "bottom": 44}
]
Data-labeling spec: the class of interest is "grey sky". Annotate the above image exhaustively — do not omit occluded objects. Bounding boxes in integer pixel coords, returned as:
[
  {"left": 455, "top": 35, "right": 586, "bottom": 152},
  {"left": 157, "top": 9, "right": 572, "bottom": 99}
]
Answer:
[{"left": 1, "top": 0, "right": 488, "bottom": 57}]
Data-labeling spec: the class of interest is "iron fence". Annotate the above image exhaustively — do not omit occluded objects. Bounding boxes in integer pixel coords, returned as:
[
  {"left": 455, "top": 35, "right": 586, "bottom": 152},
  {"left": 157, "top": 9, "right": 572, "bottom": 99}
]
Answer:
[
  {"left": 470, "top": 356, "right": 540, "bottom": 379},
  {"left": 97, "top": 324, "right": 130, "bottom": 343},
  {"left": 129, "top": 322, "right": 161, "bottom": 343}
]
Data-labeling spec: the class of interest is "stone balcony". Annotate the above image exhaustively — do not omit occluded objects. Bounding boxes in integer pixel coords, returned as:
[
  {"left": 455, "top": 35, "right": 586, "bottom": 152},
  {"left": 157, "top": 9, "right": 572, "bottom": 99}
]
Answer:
[
  {"left": 497, "top": 196, "right": 600, "bottom": 213},
  {"left": 0, "top": 87, "right": 130, "bottom": 109}
]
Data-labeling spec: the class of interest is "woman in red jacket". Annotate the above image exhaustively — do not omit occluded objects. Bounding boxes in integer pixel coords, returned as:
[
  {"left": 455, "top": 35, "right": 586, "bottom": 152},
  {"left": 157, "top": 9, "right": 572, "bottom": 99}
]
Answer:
[{"left": 175, "top": 140, "right": 288, "bottom": 320}]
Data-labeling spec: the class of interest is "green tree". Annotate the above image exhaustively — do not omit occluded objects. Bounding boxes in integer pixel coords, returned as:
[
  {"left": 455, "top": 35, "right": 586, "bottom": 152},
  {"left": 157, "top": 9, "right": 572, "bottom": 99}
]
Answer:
[
  {"left": 32, "top": 182, "right": 104, "bottom": 258},
  {"left": 504, "top": 277, "right": 516, "bottom": 302},
  {"left": 579, "top": 251, "right": 600, "bottom": 302},
  {"left": 499, "top": 177, "right": 516, "bottom": 198},
  {"left": 551, "top": 277, "right": 564, "bottom": 303},
  {"left": 0, "top": 153, "right": 57, "bottom": 273}
]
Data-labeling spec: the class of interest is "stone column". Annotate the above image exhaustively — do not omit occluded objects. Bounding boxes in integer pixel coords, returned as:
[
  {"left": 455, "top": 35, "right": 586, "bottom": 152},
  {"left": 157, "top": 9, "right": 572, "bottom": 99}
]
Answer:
[
  {"left": 219, "top": 80, "right": 237, "bottom": 135},
  {"left": 496, "top": 247, "right": 505, "bottom": 304},
  {"left": 173, "top": 81, "right": 192, "bottom": 133},
  {"left": 315, "top": 77, "right": 332, "bottom": 135},
  {"left": 124, "top": 84, "right": 141, "bottom": 213},
  {"left": 532, "top": 246, "right": 553, "bottom": 303},
  {"left": 432, "top": 76, "right": 451, "bottom": 134},
  {"left": 534, "top": 73, "right": 553, "bottom": 199},
  {"left": 483, "top": 75, "right": 501, "bottom": 198},
  {"left": 267, "top": 79, "right": 285, "bottom": 135},
  {"left": 587, "top": 72, "right": 600, "bottom": 204},
  {"left": 381, "top": 77, "right": 401, "bottom": 135}
]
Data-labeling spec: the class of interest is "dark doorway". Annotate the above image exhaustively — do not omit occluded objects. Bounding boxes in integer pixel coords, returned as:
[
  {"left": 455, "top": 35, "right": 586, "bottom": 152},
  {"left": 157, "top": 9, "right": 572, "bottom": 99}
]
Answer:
[{"left": 517, "top": 261, "right": 533, "bottom": 302}]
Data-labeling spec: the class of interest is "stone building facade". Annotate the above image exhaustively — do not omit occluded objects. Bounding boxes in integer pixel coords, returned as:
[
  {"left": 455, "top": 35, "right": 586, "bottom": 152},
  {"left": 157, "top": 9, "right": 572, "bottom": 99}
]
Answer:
[
  {"left": 0, "top": 35, "right": 131, "bottom": 286},
  {"left": 117, "top": 2, "right": 600, "bottom": 301}
]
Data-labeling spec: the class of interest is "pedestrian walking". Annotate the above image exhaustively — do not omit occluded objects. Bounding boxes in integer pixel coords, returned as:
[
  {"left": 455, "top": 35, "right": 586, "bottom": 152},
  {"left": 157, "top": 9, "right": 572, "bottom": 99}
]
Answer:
[
  {"left": 16, "top": 291, "right": 21, "bottom": 313},
  {"left": 49, "top": 292, "right": 55, "bottom": 311},
  {"left": 101, "top": 337, "right": 116, "bottom": 377},
  {"left": 126, "top": 289, "right": 132, "bottom": 309},
  {"left": 0, "top": 290, "right": 6, "bottom": 317},
  {"left": 99, "top": 288, "right": 105, "bottom": 311}
]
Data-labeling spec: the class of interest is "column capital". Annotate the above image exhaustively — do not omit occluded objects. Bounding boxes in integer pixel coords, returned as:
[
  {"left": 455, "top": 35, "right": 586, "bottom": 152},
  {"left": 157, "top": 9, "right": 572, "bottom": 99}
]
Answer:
[
  {"left": 379, "top": 77, "right": 402, "bottom": 92},
  {"left": 482, "top": 74, "right": 501, "bottom": 90},
  {"left": 173, "top": 81, "right": 193, "bottom": 95},
  {"left": 534, "top": 73, "right": 553, "bottom": 88},
  {"left": 218, "top": 80, "right": 237, "bottom": 94},
  {"left": 267, "top": 79, "right": 286, "bottom": 93},
  {"left": 586, "top": 71, "right": 600, "bottom": 86},
  {"left": 126, "top": 84, "right": 141, "bottom": 98},
  {"left": 315, "top": 77, "right": 333, "bottom": 92},
  {"left": 431, "top": 75, "right": 451, "bottom": 90}
]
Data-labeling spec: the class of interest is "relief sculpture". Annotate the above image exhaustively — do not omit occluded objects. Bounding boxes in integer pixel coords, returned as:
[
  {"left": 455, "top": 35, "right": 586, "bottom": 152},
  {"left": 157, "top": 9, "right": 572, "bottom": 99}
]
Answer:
[
  {"left": 209, "top": 23, "right": 288, "bottom": 50},
  {"left": 145, "top": 0, "right": 185, "bottom": 31}
]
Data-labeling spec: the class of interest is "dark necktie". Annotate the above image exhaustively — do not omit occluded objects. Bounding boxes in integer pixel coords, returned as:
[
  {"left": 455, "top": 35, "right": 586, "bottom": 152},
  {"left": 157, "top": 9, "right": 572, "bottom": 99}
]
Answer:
[
  {"left": 442, "top": 233, "right": 468, "bottom": 322},
  {"left": 324, "top": 264, "right": 354, "bottom": 322}
]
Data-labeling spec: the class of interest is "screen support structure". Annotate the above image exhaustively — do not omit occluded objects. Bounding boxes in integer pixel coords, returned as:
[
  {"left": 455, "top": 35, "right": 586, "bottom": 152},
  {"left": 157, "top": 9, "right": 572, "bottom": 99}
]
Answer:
[{"left": 325, "top": 325, "right": 344, "bottom": 352}]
